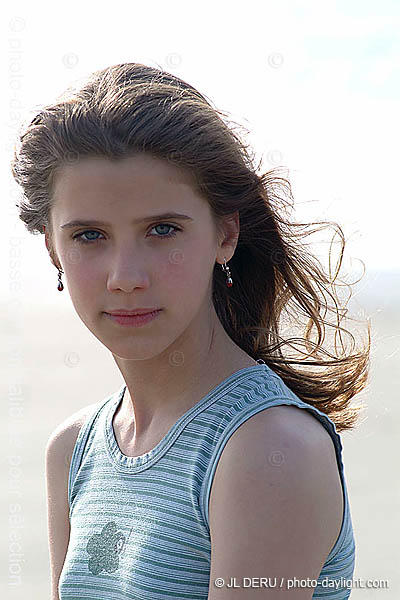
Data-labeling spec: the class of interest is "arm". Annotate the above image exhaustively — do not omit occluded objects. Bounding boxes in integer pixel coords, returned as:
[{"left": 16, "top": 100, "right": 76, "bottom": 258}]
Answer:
[
  {"left": 207, "top": 405, "right": 344, "bottom": 599},
  {"left": 45, "top": 404, "right": 97, "bottom": 600}
]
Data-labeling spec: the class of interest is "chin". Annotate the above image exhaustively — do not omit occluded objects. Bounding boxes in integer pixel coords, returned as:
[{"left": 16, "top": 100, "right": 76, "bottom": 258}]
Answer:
[{"left": 99, "top": 331, "right": 173, "bottom": 361}]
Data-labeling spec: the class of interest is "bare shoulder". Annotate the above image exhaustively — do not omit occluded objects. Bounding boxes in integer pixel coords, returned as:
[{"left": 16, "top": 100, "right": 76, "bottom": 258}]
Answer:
[
  {"left": 208, "top": 404, "right": 344, "bottom": 599},
  {"left": 225, "top": 403, "right": 340, "bottom": 466},
  {"left": 45, "top": 401, "right": 100, "bottom": 599},
  {"left": 45, "top": 401, "right": 100, "bottom": 465},
  {"left": 209, "top": 402, "right": 342, "bottom": 502}
]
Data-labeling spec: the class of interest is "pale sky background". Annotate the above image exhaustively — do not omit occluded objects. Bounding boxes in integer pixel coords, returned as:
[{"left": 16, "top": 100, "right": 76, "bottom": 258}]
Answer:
[{"left": 2, "top": 0, "right": 399, "bottom": 310}]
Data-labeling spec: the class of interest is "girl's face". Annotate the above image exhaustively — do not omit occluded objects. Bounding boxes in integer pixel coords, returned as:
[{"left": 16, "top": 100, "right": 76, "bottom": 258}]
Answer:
[{"left": 45, "top": 153, "right": 229, "bottom": 360}]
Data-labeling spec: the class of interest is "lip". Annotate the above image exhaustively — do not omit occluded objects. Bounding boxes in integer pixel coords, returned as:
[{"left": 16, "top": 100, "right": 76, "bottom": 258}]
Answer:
[
  {"left": 104, "top": 309, "right": 162, "bottom": 327},
  {"left": 106, "top": 308, "right": 161, "bottom": 315}
]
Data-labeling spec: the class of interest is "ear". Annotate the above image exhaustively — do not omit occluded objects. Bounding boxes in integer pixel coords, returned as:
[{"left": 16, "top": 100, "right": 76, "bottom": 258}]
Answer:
[
  {"left": 43, "top": 225, "right": 61, "bottom": 270},
  {"left": 216, "top": 211, "right": 240, "bottom": 264},
  {"left": 43, "top": 225, "right": 50, "bottom": 251}
]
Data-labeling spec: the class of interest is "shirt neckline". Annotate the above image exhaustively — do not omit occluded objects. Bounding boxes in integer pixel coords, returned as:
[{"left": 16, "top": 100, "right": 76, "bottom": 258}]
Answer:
[{"left": 104, "top": 363, "right": 269, "bottom": 473}]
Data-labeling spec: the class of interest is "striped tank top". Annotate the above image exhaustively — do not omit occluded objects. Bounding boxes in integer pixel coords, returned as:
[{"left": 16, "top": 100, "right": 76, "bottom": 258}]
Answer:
[{"left": 59, "top": 363, "right": 356, "bottom": 599}]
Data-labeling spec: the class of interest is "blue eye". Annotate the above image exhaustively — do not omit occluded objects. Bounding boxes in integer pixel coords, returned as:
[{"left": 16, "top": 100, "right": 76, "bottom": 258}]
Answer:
[
  {"left": 73, "top": 230, "right": 104, "bottom": 243},
  {"left": 72, "top": 223, "right": 181, "bottom": 244},
  {"left": 151, "top": 224, "right": 180, "bottom": 238}
]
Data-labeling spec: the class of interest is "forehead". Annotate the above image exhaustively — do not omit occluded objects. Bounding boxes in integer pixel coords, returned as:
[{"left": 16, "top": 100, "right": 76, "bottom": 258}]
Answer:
[{"left": 51, "top": 153, "right": 199, "bottom": 203}]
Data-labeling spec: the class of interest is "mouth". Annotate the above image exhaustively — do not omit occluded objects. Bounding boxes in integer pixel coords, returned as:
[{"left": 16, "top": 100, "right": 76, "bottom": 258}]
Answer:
[
  {"left": 106, "top": 308, "right": 161, "bottom": 316},
  {"left": 104, "top": 309, "right": 162, "bottom": 328}
]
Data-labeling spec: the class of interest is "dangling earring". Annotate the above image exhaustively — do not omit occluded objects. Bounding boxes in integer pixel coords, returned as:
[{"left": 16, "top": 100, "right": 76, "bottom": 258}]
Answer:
[
  {"left": 57, "top": 268, "right": 64, "bottom": 292},
  {"left": 221, "top": 256, "right": 233, "bottom": 287}
]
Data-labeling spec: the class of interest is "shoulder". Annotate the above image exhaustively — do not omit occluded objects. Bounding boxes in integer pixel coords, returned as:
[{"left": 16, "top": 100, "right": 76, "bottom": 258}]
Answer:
[
  {"left": 208, "top": 403, "right": 344, "bottom": 597},
  {"left": 45, "top": 401, "right": 100, "bottom": 468},
  {"left": 214, "top": 402, "right": 338, "bottom": 468},
  {"left": 209, "top": 403, "right": 341, "bottom": 500},
  {"left": 45, "top": 401, "right": 100, "bottom": 598}
]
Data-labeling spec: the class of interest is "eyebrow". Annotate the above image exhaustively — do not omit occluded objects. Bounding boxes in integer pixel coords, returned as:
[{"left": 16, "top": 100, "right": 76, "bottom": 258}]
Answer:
[{"left": 60, "top": 212, "right": 194, "bottom": 229}]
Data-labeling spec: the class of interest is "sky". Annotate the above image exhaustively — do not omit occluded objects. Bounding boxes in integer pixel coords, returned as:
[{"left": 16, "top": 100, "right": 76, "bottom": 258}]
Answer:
[{"left": 2, "top": 0, "right": 399, "bottom": 308}]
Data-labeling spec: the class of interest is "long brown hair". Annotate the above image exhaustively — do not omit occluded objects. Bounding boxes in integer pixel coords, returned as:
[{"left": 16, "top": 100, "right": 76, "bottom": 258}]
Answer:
[{"left": 11, "top": 62, "right": 370, "bottom": 432}]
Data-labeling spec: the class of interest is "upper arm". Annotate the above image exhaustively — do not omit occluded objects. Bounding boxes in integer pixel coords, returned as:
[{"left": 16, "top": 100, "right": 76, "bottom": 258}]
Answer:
[
  {"left": 45, "top": 403, "right": 98, "bottom": 600},
  {"left": 208, "top": 405, "right": 344, "bottom": 600}
]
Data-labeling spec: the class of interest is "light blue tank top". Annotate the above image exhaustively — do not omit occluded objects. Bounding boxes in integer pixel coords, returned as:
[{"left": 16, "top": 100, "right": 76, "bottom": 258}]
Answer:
[{"left": 59, "top": 363, "right": 355, "bottom": 599}]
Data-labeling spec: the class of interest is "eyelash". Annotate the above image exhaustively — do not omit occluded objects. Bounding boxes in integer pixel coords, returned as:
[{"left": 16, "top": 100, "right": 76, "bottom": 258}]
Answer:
[{"left": 72, "top": 223, "right": 182, "bottom": 245}]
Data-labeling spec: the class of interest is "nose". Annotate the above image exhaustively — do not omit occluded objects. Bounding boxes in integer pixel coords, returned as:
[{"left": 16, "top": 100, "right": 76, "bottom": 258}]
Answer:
[{"left": 106, "top": 248, "right": 151, "bottom": 293}]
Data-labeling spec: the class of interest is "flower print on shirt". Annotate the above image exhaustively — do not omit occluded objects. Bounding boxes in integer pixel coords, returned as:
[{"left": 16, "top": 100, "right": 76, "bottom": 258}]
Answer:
[{"left": 86, "top": 521, "right": 126, "bottom": 575}]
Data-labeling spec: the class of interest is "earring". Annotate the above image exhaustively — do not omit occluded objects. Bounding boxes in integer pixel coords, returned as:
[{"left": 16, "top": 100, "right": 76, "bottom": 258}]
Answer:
[
  {"left": 221, "top": 257, "right": 233, "bottom": 287},
  {"left": 57, "top": 268, "right": 64, "bottom": 292}
]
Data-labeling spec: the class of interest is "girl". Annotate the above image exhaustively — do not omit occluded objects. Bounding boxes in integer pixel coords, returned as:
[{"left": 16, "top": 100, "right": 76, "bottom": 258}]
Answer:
[{"left": 11, "top": 63, "right": 370, "bottom": 599}]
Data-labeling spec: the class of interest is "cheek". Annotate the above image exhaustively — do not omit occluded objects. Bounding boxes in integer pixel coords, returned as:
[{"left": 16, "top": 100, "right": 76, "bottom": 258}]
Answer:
[
  {"left": 158, "top": 244, "right": 213, "bottom": 295},
  {"left": 63, "top": 260, "right": 103, "bottom": 316},
  {"left": 67, "top": 262, "right": 100, "bottom": 289}
]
